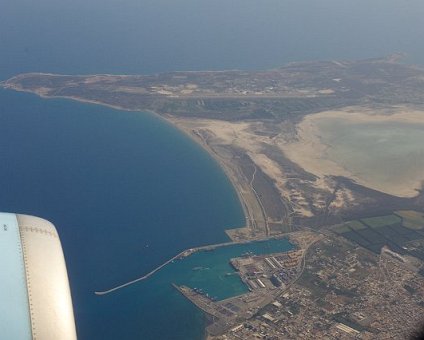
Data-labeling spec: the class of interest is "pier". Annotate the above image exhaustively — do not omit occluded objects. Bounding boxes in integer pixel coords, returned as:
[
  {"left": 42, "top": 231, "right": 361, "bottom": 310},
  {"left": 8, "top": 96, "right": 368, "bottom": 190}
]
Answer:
[
  {"left": 94, "top": 249, "right": 191, "bottom": 295},
  {"left": 94, "top": 240, "right": 237, "bottom": 295}
]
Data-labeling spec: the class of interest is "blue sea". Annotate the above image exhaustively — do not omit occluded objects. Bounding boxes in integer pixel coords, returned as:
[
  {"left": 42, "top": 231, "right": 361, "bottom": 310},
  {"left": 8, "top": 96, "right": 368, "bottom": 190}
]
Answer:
[
  {"left": 0, "top": 89, "right": 245, "bottom": 339},
  {"left": 1, "top": 0, "right": 424, "bottom": 339}
]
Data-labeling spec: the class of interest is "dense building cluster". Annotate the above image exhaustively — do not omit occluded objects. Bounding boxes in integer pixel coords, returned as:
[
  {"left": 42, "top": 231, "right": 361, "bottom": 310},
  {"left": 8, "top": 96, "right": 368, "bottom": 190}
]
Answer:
[{"left": 212, "top": 235, "right": 424, "bottom": 339}]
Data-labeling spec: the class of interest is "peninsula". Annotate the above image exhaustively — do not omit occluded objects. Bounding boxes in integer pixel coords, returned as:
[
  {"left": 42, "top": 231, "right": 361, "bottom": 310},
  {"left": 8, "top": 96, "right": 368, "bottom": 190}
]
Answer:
[{"left": 2, "top": 55, "right": 424, "bottom": 238}]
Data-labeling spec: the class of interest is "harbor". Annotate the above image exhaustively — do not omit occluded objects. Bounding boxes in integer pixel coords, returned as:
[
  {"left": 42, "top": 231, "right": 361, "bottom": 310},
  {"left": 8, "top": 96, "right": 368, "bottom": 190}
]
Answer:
[{"left": 94, "top": 235, "right": 296, "bottom": 296}]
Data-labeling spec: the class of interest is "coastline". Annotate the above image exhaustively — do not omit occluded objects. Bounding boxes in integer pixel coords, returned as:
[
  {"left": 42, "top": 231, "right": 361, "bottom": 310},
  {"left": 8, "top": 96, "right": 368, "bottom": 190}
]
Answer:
[
  {"left": 163, "top": 117, "right": 273, "bottom": 239},
  {"left": 1, "top": 84, "right": 137, "bottom": 112},
  {"left": 166, "top": 116, "right": 252, "bottom": 232},
  {"left": 1, "top": 84, "right": 261, "bottom": 240},
  {"left": 5, "top": 68, "right": 422, "bottom": 233},
  {"left": 4, "top": 57, "right": 424, "bottom": 211}
]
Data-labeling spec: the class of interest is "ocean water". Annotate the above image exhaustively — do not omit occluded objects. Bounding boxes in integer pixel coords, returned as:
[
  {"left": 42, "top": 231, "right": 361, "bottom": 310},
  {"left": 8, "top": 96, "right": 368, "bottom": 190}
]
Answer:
[
  {"left": 1, "top": 0, "right": 424, "bottom": 79},
  {"left": 0, "top": 89, "right": 244, "bottom": 339},
  {"left": 1, "top": 0, "right": 424, "bottom": 339}
]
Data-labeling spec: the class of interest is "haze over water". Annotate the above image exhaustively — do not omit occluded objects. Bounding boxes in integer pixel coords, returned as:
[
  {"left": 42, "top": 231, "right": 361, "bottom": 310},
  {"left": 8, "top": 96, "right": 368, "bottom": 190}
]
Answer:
[
  {"left": 1, "top": 0, "right": 424, "bottom": 79},
  {"left": 1, "top": 0, "right": 424, "bottom": 339}
]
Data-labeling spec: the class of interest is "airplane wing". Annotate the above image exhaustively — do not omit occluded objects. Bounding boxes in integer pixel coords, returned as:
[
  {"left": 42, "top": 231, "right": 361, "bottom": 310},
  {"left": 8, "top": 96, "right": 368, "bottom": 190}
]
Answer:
[{"left": 0, "top": 213, "right": 77, "bottom": 339}]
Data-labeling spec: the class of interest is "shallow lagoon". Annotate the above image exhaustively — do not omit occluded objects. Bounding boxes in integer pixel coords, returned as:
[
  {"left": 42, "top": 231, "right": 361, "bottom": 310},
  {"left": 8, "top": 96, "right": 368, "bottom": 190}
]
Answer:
[{"left": 317, "top": 118, "right": 424, "bottom": 196}]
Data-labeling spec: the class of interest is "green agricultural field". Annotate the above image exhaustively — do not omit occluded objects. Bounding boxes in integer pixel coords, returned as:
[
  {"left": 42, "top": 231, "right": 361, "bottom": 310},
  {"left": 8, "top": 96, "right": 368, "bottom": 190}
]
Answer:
[
  {"left": 360, "top": 215, "right": 402, "bottom": 229},
  {"left": 395, "top": 210, "right": 424, "bottom": 230},
  {"left": 332, "top": 212, "right": 424, "bottom": 256},
  {"left": 331, "top": 224, "right": 352, "bottom": 234},
  {"left": 344, "top": 220, "right": 367, "bottom": 231}
]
